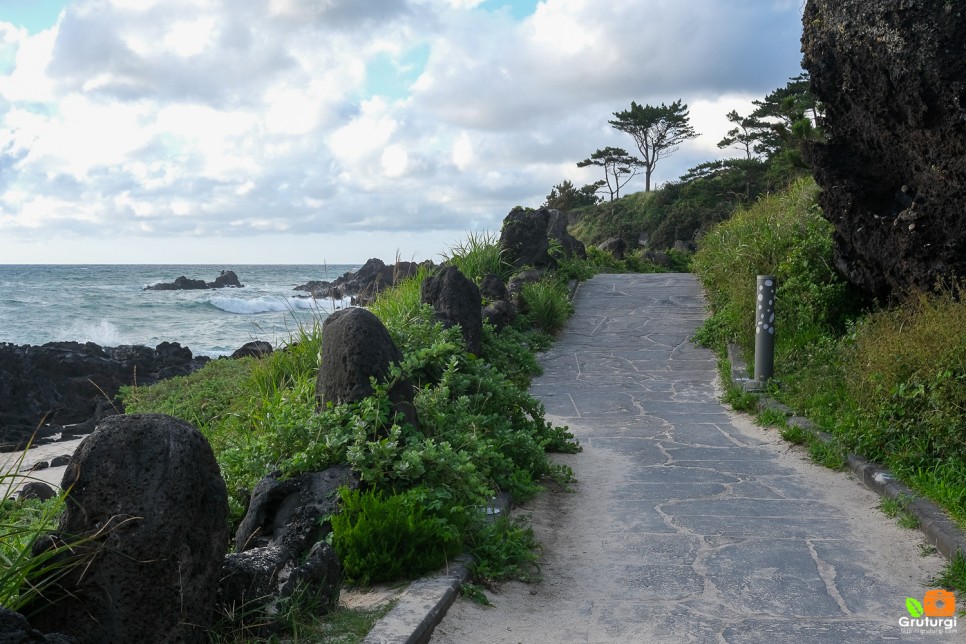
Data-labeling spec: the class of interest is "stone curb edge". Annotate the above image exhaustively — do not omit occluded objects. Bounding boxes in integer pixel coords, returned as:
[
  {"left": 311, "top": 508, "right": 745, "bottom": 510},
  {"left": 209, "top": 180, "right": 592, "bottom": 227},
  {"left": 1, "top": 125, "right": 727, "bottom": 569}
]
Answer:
[
  {"left": 727, "top": 343, "right": 966, "bottom": 563},
  {"left": 361, "top": 554, "right": 473, "bottom": 644},
  {"left": 361, "top": 492, "right": 512, "bottom": 643}
]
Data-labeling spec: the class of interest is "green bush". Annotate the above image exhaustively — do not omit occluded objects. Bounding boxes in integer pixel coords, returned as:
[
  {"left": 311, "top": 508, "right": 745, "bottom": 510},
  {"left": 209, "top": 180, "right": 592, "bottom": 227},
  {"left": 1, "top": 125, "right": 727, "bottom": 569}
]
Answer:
[
  {"left": 119, "top": 241, "right": 585, "bottom": 606},
  {"left": 692, "top": 177, "right": 966, "bottom": 534},
  {"left": 331, "top": 486, "right": 464, "bottom": 585}
]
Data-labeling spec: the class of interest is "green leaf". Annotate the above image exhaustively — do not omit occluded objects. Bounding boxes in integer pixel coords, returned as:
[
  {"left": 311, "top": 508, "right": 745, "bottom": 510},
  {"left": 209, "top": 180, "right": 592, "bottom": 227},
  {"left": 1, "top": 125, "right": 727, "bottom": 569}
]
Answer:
[{"left": 906, "top": 597, "right": 924, "bottom": 617}]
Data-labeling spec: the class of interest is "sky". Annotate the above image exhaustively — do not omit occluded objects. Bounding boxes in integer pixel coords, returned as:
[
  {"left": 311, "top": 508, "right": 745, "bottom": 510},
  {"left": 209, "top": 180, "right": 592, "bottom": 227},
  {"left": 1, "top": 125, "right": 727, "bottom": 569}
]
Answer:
[{"left": 0, "top": 0, "right": 806, "bottom": 264}]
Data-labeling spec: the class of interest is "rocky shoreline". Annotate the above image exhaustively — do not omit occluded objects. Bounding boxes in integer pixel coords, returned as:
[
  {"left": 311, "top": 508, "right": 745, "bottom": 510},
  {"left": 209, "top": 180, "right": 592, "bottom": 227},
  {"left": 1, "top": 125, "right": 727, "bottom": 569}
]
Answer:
[
  {"left": 0, "top": 261, "right": 423, "bottom": 453},
  {"left": 1, "top": 207, "right": 586, "bottom": 456},
  {"left": 0, "top": 340, "right": 211, "bottom": 452}
]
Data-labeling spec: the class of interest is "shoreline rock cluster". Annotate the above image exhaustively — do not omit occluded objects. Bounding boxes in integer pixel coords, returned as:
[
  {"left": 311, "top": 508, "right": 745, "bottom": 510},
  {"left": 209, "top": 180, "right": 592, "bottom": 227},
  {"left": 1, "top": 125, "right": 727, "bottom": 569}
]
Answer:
[{"left": 294, "top": 257, "right": 435, "bottom": 305}]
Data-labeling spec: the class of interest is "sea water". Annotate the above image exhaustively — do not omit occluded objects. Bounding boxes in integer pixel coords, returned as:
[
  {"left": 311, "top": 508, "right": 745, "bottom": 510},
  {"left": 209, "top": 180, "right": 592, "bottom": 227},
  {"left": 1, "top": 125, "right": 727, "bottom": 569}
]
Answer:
[{"left": 0, "top": 264, "right": 359, "bottom": 357}]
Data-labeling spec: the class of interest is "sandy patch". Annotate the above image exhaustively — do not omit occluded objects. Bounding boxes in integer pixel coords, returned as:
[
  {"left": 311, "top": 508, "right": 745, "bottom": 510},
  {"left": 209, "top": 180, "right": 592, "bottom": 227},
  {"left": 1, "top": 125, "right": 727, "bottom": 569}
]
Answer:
[{"left": 0, "top": 436, "right": 88, "bottom": 499}]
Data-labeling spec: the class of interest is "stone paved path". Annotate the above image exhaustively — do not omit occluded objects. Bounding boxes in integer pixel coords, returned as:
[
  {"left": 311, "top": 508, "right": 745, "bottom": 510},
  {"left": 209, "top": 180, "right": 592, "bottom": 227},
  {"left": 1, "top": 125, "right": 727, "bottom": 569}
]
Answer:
[{"left": 433, "top": 273, "right": 950, "bottom": 643}]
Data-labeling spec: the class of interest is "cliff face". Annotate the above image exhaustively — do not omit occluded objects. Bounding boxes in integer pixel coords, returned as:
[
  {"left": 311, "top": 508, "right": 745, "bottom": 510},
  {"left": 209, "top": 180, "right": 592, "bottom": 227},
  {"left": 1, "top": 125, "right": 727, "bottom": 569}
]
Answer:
[{"left": 802, "top": 0, "right": 966, "bottom": 298}]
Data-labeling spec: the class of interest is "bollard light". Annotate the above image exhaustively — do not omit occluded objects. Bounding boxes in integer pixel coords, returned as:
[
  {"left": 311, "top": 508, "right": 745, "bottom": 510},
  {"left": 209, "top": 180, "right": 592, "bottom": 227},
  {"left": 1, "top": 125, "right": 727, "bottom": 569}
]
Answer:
[{"left": 754, "top": 275, "right": 776, "bottom": 383}]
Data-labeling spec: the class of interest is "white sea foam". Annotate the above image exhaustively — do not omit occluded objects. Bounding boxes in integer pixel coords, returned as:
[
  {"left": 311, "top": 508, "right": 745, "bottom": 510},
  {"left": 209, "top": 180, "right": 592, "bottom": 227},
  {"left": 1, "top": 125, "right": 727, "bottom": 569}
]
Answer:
[
  {"left": 208, "top": 295, "right": 325, "bottom": 315},
  {"left": 66, "top": 319, "right": 123, "bottom": 346}
]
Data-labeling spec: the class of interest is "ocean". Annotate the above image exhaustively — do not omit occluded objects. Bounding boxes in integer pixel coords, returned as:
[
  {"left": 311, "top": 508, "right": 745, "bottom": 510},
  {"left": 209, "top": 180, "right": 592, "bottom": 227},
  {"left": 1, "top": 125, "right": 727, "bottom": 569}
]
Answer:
[{"left": 0, "top": 264, "right": 360, "bottom": 358}]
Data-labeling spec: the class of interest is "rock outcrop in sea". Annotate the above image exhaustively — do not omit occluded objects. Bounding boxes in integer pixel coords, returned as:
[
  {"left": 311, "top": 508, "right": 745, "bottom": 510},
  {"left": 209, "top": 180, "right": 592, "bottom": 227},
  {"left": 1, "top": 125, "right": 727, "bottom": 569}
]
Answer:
[
  {"left": 802, "top": 0, "right": 966, "bottom": 298},
  {"left": 145, "top": 269, "right": 243, "bottom": 290}
]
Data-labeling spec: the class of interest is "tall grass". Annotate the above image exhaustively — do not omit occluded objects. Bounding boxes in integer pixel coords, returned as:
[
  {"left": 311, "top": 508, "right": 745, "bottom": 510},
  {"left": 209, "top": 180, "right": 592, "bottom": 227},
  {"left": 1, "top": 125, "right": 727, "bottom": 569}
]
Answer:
[
  {"left": 692, "top": 176, "right": 852, "bottom": 351},
  {"left": 1, "top": 444, "right": 98, "bottom": 615},
  {"left": 440, "top": 231, "right": 509, "bottom": 283},
  {"left": 520, "top": 280, "right": 573, "bottom": 335}
]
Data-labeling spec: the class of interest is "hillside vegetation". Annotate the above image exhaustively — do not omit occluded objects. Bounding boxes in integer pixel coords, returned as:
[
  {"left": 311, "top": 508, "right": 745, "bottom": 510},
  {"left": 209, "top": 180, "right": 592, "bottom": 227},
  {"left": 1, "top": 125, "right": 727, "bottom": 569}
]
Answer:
[{"left": 692, "top": 176, "right": 966, "bottom": 590}]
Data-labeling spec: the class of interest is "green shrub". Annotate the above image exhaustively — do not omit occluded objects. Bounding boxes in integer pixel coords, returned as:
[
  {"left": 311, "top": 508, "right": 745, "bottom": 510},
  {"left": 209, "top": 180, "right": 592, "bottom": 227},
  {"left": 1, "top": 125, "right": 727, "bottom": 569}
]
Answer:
[
  {"left": 466, "top": 515, "right": 541, "bottom": 583},
  {"left": 331, "top": 486, "right": 464, "bottom": 585},
  {"left": 693, "top": 177, "right": 966, "bottom": 529}
]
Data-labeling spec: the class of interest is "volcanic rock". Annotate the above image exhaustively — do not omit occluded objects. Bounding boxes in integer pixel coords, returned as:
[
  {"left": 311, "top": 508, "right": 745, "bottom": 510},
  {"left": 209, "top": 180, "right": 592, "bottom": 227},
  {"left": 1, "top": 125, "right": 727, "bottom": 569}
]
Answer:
[
  {"left": 499, "top": 206, "right": 586, "bottom": 270},
  {"left": 145, "top": 270, "right": 244, "bottom": 290},
  {"left": 802, "top": 0, "right": 966, "bottom": 297},
  {"left": 598, "top": 237, "right": 626, "bottom": 260},
  {"left": 420, "top": 266, "right": 484, "bottom": 356},
  {"left": 315, "top": 307, "right": 418, "bottom": 429},
  {"left": 0, "top": 341, "right": 209, "bottom": 451},
  {"left": 0, "top": 607, "right": 76, "bottom": 644},
  {"left": 294, "top": 258, "right": 433, "bottom": 300},
  {"left": 220, "top": 466, "right": 356, "bottom": 623},
  {"left": 28, "top": 414, "right": 229, "bottom": 644}
]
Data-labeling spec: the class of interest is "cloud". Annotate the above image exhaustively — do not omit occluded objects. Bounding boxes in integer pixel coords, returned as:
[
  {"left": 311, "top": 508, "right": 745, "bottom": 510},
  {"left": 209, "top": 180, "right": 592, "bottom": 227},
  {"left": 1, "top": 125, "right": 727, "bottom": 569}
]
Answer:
[{"left": 0, "top": 0, "right": 806, "bottom": 263}]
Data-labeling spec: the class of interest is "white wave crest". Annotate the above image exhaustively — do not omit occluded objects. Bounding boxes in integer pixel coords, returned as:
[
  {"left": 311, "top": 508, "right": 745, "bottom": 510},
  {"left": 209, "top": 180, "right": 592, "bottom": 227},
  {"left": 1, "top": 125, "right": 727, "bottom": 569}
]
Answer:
[
  {"left": 208, "top": 295, "right": 323, "bottom": 315},
  {"left": 67, "top": 319, "right": 123, "bottom": 346}
]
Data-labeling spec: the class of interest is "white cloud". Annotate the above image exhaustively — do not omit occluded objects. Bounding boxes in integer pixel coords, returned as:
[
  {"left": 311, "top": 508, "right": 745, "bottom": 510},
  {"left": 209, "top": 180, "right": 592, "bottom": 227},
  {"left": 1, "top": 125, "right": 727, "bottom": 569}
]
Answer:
[
  {"left": 0, "top": 0, "right": 806, "bottom": 263},
  {"left": 164, "top": 17, "right": 217, "bottom": 57}
]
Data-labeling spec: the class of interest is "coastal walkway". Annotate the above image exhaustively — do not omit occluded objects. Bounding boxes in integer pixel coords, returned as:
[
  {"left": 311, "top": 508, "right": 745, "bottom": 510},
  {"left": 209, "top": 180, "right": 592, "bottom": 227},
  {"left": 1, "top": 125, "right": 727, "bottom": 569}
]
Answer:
[{"left": 432, "top": 273, "right": 948, "bottom": 643}]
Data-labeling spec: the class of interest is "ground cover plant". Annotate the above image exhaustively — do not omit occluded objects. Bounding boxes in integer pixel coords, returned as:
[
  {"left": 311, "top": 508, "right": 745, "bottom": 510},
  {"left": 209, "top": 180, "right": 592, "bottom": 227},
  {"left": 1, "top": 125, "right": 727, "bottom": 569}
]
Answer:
[
  {"left": 112, "top": 233, "right": 621, "bottom": 638},
  {"left": 692, "top": 176, "right": 966, "bottom": 592}
]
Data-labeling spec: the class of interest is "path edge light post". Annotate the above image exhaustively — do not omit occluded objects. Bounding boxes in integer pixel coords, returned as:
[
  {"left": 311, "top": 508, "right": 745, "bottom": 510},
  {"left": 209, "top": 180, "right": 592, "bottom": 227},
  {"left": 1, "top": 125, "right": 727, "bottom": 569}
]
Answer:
[{"left": 754, "top": 275, "right": 776, "bottom": 383}]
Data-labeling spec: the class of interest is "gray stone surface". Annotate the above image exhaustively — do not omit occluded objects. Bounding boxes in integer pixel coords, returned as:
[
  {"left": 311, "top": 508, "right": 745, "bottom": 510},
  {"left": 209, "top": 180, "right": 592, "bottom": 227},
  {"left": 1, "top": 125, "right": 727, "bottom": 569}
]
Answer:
[{"left": 432, "top": 273, "right": 951, "bottom": 643}]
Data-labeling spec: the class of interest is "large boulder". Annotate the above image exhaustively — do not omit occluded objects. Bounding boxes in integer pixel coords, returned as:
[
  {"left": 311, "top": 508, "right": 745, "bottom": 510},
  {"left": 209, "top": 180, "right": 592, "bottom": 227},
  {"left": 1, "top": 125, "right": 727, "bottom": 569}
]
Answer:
[
  {"left": 235, "top": 466, "right": 357, "bottom": 554},
  {"left": 482, "top": 299, "right": 516, "bottom": 330},
  {"left": 0, "top": 341, "right": 209, "bottom": 451},
  {"left": 499, "top": 206, "right": 586, "bottom": 270},
  {"left": 221, "top": 467, "right": 356, "bottom": 623},
  {"left": 28, "top": 414, "right": 229, "bottom": 644},
  {"left": 480, "top": 273, "right": 516, "bottom": 330},
  {"left": 316, "top": 308, "right": 418, "bottom": 428},
  {"left": 219, "top": 542, "right": 341, "bottom": 635},
  {"left": 598, "top": 237, "right": 626, "bottom": 260},
  {"left": 802, "top": 0, "right": 966, "bottom": 298},
  {"left": 230, "top": 341, "right": 274, "bottom": 359},
  {"left": 479, "top": 274, "right": 509, "bottom": 302},
  {"left": 420, "top": 266, "right": 483, "bottom": 356}
]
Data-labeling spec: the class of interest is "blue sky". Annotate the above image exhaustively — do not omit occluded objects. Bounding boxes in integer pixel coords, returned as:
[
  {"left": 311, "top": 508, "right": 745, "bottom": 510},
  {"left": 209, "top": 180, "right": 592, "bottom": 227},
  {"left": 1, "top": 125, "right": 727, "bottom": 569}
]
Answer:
[
  {"left": 2, "top": 0, "right": 69, "bottom": 33},
  {"left": 0, "top": 0, "right": 806, "bottom": 264}
]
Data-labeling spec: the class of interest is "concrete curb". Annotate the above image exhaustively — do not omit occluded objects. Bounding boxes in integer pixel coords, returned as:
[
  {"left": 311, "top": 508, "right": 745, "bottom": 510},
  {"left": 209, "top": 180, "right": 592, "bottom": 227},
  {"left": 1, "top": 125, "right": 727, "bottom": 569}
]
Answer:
[
  {"left": 361, "top": 493, "right": 511, "bottom": 643},
  {"left": 361, "top": 554, "right": 473, "bottom": 644},
  {"left": 727, "top": 343, "right": 966, "bottom": 562}
]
